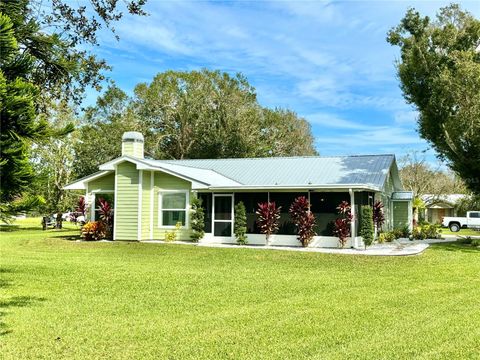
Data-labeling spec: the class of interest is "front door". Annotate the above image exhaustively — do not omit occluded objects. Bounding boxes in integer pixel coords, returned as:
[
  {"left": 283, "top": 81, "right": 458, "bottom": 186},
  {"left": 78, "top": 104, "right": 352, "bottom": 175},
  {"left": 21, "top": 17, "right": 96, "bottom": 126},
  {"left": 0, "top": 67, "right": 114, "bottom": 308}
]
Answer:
[{"left": 213, "top": 194, "right": 233, "bottom": 239}]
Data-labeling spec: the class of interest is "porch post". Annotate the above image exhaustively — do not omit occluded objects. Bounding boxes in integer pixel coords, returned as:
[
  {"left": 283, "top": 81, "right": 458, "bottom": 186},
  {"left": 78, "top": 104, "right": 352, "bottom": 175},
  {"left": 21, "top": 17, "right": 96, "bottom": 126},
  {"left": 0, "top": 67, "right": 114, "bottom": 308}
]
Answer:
[{"left": 349, "top": 188, "right": 357, "bottom": 248}]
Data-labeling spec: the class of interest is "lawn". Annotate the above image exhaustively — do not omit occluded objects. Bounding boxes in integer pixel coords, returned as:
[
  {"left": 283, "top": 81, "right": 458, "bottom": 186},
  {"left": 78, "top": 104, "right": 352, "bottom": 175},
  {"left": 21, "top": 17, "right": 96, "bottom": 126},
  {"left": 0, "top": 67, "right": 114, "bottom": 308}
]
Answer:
[
  {"left": 440, "top": 227, "right": 480, "bottom": 237},
  {"left": 1, "top": 219, "right": 479, "bottom": 359}
]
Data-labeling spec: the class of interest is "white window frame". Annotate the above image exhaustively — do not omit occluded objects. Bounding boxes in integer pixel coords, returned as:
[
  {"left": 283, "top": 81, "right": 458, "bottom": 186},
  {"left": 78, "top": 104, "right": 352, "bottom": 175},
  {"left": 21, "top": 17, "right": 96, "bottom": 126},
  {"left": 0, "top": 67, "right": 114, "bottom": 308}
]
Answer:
[
  {"left": 158, "top": 190, "right": 189, "bottom": 229},
  {"left": 90, "top": 190, "right": 115, "bottom": 221}
]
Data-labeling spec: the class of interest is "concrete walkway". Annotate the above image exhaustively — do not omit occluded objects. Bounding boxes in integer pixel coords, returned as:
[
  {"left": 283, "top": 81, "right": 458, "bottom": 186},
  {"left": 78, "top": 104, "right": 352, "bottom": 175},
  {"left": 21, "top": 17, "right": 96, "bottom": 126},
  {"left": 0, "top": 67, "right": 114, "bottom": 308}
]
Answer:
[{"left": 142, "top": 240, "right": 431, "bottom": 256}]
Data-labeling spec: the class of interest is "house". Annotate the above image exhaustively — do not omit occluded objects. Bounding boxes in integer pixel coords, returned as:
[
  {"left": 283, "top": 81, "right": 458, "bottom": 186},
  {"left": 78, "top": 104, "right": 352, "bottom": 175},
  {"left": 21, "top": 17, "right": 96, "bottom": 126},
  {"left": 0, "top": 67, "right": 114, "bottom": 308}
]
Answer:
[
  {"left": 65, "top": 132, "right": 413, "bottom": 248},
  {"left": 420, "top": 194, "right": 466, "bottom": 224}
]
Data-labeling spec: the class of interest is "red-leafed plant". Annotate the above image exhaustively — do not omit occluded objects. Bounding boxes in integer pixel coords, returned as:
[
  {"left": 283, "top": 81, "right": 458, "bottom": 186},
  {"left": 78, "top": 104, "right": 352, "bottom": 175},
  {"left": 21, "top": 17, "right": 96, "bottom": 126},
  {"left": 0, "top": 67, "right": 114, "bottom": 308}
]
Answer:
[
  {"left": 71, "top": 196, "right": 87, "bottom": 225},
  {"left": 98, "top": 198, "right": 114, "bottom": 239},
  {"left": 256, "top": 202, "right": 281, "bottom": 245},
  {"left": 333, "top": 201, "right": 352, "bottom": 248},
  {"left": 373, "top": 200, "right": 385, "bottom": 231},
  {"left": 289, "top": 196, "right": 316, "bottom": 247}
]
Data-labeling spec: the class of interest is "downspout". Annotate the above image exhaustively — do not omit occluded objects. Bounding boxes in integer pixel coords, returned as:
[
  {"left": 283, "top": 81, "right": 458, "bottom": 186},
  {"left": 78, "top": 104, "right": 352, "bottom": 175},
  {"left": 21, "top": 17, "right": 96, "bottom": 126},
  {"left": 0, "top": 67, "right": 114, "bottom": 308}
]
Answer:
[{"left": 349, "top": 188, "right": 357, "bottom": 248}]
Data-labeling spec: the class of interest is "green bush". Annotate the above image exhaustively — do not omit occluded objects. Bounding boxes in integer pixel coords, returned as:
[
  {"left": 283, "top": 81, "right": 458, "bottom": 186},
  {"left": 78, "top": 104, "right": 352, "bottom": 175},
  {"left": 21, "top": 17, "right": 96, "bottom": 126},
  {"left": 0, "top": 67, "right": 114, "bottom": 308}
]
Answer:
[
  {"left": 190, "top": 197, "right": 205, "bottom": 242},
  {"left": 359, "top": 206, "right": 374, "bottom": 249},
  {"left": 412, "top": 224, "right": 441, "bottom": 240},
  {"left": 471, "top": 239, "right": 480, "bottom": 247},
  {"left": 234, "top": 201, "right": 248, "bottom": 245},
  {"left": 392, "top": 225, "right": 411, "bottom": 239},
  {"left": 378, "top": 231, "right": 396, "bottom": 243}
]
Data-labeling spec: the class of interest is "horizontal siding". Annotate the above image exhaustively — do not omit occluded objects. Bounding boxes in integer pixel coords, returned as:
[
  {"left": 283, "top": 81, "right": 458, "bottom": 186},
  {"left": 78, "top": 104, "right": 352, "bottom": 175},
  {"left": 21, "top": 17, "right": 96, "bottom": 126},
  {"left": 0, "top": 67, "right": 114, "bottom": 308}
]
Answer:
[
  {"left": 393, "top": 201, "right": 409, "bottom": 229},
  {"left": 115, "top": 162, "right": 139, "bottom": 240},
  {"left": 123, "top": 142, "right": 143, "bottom": 158},
  {"left": 152, "top": 171, "right": 193, "bottom": 241},
  {"left": 88, "top": 173, "right": 115, "bottom": 192}
]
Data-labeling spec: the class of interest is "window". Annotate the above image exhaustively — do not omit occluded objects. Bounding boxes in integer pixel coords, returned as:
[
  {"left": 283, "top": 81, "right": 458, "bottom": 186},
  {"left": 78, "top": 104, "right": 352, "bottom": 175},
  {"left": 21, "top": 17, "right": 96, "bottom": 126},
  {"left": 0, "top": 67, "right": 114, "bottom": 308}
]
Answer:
[
  {"left": 159, "top": 191, "right": 188, "bottom": 227},
  {"left": 469, "top": 212, "right": 480, "bottom": 218}
]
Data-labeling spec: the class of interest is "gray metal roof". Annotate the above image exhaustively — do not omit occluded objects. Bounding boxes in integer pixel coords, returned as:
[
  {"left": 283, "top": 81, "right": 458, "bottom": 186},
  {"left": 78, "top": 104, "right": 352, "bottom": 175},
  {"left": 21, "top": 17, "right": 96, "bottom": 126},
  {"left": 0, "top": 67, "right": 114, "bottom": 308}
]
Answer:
[
  {"left": 150, "top": 155, "right": 395, "bottom": 190},
  {"left": 392, "top": 191, "right": 414, "bottom": 200}
]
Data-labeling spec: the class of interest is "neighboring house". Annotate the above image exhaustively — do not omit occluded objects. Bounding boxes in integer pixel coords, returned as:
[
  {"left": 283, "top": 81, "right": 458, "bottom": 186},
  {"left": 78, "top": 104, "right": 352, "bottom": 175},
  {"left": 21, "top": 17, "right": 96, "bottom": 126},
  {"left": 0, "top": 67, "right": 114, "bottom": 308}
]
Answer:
[
  {"left": 420, "top": 194, "right": 466, "bottom": 224},
  {"left": 65, "top": 132, "right": 413, "bottom": 248}
]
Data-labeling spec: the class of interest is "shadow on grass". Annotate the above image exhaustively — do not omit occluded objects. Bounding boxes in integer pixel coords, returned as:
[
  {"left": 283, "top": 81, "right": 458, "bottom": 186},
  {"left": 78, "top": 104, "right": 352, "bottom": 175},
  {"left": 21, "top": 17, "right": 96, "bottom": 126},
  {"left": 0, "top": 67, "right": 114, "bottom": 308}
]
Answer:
[
  {"left": 0, "top": 296, "right": 46, "bottom": 336},
  {"left": 429, "top": 241, "right": 480, "bottom": 254},
  {"left": 49, "top": 234, "right": 82, "bottom": 241},
  {"left": 0, "top": 267, "right": 46, "bottom": 336},
  {"left": 0, "top": 225, "right": 41, "bottom": 232}
]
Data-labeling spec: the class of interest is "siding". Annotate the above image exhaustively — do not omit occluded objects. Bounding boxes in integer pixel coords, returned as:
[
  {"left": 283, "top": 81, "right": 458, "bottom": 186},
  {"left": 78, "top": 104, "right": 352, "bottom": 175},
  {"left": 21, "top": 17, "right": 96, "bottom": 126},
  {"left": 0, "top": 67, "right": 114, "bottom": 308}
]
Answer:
[
  {"left": 115, "top": 162, "right": 139, "bottom": 240},
  {"left": 85, "top": 173, "right": 115, "bottom": 220},
  {"left": 152, "top": 171, "right": 193, "bottom": 241},
  {"left": 88, "top": 173, "right": 115, "bottom": 192},
  {"left": 141, "top": 171, "right": 153, "bottom": 240},
  {"left": 122, "top": 142, "right": 143, "bottom": 158},
  {"left": 393, "top": 201, "right": 409, "bottom": 229}
]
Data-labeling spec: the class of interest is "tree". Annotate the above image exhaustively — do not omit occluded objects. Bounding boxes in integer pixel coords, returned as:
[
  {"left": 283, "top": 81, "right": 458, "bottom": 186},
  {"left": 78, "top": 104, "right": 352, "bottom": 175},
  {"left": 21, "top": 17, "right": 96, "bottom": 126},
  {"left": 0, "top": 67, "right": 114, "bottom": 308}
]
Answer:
[
  {"left": 455, "top": 194, "right": 480, "bottom": 216},
  {"left": 260, "top": 108, "right": 317, "bottom": 156},
  {"left": 30, "top": 103, "right": 80, "bottom": 215},
  {"left": 132, "top": 70, "right": 317, "bottom": 160},
  {"left": 256, "top": 202, "right": 281, "bottom": 246},
  {"left": 0, "top": 0, "right": 145, "bottom": 218},
  {"left": 234, "top": 201, "right": 248, "bottom": 245},
  {"left": 288, "top": 196, "right": 316, "bottom": 247},
  {"left": 399, "top": 150, "right": 467, "bottom": 222},
  {"left": 190, "top": 197, "right": 205, "bottom": 242},
  {"left": 388, "top": 4, "right": 480, "bottom": 194},
  {"left": 73, "top": 84, "right": 136, "bottom": 178},
  {"left": 360, "top": 206, "right": 374, "bottom": 249}
]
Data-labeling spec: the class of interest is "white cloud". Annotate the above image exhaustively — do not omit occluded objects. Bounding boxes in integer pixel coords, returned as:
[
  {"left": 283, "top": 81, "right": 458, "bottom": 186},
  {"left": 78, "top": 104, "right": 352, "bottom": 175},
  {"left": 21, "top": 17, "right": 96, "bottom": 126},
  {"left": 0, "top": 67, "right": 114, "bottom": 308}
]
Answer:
[
  {"left": 394, "top": 110, "right": 418, "bottom": 125},
  {"left": 306, "top": 113, "right": 375, "bottom": 130}
]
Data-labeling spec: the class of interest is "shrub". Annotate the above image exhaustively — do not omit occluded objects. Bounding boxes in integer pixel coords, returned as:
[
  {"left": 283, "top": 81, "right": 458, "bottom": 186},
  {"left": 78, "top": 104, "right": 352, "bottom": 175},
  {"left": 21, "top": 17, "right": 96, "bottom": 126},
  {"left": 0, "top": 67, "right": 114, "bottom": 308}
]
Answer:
[
  {"left": 360, "top": 206, "right": 374, "bottom": 249},
  {"left": 234, "top": 201, "right": 248, "bottom": 245},
  {"left": 333, "top": 201, "right": 352, "bottom": 248},
  {"left": 256, "top": 202, "right": 281, "bottom": 245},
  {"left": 412, "top": 224, "right": 441, "bottom": 240},
  {"left": 190, "top": 197, "right": 205, "bottom": 242},
  {"left": 392, "top": 225, "right": 411, "bottom": 239},
  {"left": 98, "top": 198, "right": 113, "bottom": 239},
  {"left": 378, "top": 231, "right": 396, "bottom": 243},
  {"left": 457, "top": 236, "right": 473, "bottom": 244},
  {"left": 289, "top": 196, "right": 316, "bottom": 247},
  {"left": 71, "top": 197, "right": 87, "bottom": 225},
  {"left": 471, "top": 238, "right": 480, "bottom": 247},
  {"left": 165, "top": 222, "right": 182, "bottom": 242},
  {"left": 81, "top": 221, "right": 106, "bottom": 241},
  {"left": 373, "top": 201, "right": 385, "bottom": 231}
]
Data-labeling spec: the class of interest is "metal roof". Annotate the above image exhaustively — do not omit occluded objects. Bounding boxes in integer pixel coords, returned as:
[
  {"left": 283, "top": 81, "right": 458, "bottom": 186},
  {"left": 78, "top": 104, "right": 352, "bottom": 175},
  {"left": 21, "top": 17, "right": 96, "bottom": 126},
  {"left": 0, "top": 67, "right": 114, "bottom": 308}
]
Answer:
[
  {"left": 150, "top": 155, "right": 396, "bottom": 190},
  {"left": 392, "top": 191, "right": 414, "bottom": 200}
]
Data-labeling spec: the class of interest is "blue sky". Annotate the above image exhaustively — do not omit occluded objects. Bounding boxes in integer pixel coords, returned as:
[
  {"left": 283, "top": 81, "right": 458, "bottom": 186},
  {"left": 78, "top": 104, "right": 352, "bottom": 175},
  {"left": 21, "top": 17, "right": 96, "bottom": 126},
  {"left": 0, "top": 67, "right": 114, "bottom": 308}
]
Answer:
[{"left": 86, "top": 0, "right": 480, "bottom": 162}]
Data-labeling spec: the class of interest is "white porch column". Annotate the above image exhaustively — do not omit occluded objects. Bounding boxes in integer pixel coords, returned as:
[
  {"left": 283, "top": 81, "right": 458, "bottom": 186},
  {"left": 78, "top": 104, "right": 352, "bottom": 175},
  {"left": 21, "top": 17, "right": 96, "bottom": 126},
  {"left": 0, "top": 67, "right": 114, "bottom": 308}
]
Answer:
[{"left": 349, "top": 188, "right": 357, "bottom": 248}]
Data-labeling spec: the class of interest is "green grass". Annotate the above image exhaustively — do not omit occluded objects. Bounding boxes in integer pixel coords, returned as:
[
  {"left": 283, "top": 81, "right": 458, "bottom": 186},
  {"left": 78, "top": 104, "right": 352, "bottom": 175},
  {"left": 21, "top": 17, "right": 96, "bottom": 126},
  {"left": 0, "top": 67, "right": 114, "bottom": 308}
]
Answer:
[
  {"left": 440, "top": 227, "right": 480, "bottom": 237},
  {"left": 1, "top": 218, "right": 480, "bottom": 359}
]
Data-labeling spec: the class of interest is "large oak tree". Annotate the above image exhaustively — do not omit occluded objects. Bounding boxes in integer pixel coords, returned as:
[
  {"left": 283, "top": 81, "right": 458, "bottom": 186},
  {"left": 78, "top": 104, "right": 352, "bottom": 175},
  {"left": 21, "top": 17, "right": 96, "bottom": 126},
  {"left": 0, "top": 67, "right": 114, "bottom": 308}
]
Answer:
[{"left": 388, "top": 4, "right": 480, "bottom": 194}]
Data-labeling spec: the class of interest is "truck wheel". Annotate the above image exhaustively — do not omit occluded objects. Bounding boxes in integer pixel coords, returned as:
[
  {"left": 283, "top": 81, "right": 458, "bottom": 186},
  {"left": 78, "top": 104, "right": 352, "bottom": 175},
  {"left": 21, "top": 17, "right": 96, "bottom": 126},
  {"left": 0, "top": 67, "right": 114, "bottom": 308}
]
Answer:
[{"left": 449, "top": 223, "right": 460, "bottom": 232}]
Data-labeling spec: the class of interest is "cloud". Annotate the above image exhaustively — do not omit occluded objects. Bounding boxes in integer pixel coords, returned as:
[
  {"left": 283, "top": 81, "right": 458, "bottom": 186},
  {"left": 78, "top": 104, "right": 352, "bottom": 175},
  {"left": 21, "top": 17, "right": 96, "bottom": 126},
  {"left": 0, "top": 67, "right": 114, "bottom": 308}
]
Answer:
[
  {"left": 306, "top": 113, "right": 375, "bottom": 130},
  {"left": 394, "top": 110, "right": 418, "bottom": 125}
]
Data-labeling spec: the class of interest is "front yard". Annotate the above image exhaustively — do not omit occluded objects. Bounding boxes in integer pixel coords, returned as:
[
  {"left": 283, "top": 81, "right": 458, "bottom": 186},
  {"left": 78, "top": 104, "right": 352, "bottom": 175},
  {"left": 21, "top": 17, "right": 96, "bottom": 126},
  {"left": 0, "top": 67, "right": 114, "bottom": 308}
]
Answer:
[{"left": 1, "top": 219, "right": 479, "bottom": 359}]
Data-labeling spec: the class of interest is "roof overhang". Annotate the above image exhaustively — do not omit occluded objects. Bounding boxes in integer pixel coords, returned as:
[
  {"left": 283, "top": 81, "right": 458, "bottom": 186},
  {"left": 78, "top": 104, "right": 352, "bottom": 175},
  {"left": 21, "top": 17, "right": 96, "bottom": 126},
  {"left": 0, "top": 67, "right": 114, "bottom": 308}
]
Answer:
[
  {"left": 206, "top": 184, "right": 382, "bottom": 192},
  {"left": 64, "top": 171, "right": 112, "bottom": 190},
  {"left": 99, "top": 156, "right": 210, "bottom": 187}
]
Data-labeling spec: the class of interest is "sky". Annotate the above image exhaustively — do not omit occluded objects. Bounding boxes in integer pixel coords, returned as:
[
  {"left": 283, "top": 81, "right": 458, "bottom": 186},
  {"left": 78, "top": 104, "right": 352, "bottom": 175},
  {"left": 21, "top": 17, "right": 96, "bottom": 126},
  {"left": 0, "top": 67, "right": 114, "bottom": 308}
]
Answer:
[{"left": 85, "top": 0, "right": 480, "bottom": 163}]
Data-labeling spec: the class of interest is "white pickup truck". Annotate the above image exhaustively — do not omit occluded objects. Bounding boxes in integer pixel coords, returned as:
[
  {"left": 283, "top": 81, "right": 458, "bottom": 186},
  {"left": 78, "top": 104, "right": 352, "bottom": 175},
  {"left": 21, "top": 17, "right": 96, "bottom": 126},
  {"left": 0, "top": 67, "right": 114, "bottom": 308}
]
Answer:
[{"left": 442, "top": 211, "right": 480, "bottom": 232}]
